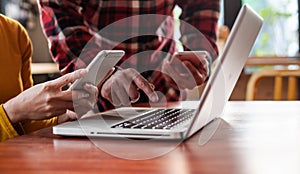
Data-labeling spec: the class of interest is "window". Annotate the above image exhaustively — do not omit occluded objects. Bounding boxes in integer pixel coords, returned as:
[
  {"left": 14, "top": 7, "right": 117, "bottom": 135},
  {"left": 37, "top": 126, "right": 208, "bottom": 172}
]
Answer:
[
  {"left": 0, "top": 0, "right": 38, "bottom": 30},
  {"left": 223, "top": 0, "right": 299, "bottom": 57},
  {"left": 1, "top": 0, "right": 25, "bottom": 24}
]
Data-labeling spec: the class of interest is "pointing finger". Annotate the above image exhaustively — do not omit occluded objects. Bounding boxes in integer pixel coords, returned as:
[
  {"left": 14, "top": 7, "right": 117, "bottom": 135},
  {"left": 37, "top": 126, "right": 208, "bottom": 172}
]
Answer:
[
  {"left": 50, "top": 69, "right": 88, "bottom": 89},
  {"left": 133, "top": 75, "right": 158, "bottom": 102}
]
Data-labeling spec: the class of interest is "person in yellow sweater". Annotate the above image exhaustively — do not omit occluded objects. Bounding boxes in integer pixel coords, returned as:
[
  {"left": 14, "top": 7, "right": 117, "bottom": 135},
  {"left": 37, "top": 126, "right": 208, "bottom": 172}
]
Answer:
[{"left": 0, "top": 14, "right": 98, "bottom": 142}]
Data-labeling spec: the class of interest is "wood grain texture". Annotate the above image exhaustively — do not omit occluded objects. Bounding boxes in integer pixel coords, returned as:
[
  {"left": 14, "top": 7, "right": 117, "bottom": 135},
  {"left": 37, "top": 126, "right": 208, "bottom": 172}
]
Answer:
[{"left": 1, "top": 101, "right": 300, "bottom": 174}]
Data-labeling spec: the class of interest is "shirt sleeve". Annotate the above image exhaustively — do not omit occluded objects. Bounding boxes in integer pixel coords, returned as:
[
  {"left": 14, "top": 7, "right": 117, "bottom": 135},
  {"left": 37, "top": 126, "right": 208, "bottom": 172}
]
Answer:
[
  {"left": 0, "top": 104, "right": 58, "bottom": 142},
  {"left": 19, "top": 18, "right": 34, "bottom": 91},
  {"left": 177, "top": 0, "right": 220, "bottom": 61},
  {"left": 0, "top": 105, "right": 19, "bottom": 142},
  {"left": 39, "top": 0, "right": 104, "bottom": 74},
  {"left": 21, "top": 117, "right": 58, "bottom": 134}
]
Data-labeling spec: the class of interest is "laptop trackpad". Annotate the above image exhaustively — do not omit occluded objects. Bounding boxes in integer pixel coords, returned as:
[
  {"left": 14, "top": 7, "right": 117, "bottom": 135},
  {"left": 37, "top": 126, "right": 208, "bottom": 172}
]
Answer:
[
  {"left": 99, "top": 108, "right": 154, "bottom": 119},
  {"left": 79, "top": 108, "right": 153, "bottom": 126}
]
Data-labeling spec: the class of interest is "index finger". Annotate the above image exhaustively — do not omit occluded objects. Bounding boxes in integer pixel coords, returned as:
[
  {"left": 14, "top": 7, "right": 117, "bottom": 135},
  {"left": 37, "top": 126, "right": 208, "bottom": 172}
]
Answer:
[
  {"left": 50, "top": 69, "right": 88, "bottom": 89},
  {"left": 131, "top": 73, "right": 158, "bottom": 102}
]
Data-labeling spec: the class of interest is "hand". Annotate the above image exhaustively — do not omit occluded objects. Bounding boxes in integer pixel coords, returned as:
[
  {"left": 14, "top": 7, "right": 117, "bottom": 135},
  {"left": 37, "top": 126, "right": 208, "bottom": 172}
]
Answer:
[
  {"left": 57, "top": 110, "right": 79, "bottom": 124},
  {"left": 101, "top": 68, "right": 159, "bottom": 106},
  {"left": 72, "top": 82, "right": 98, "bottom": 117},
  {"left": 3, "top": 69, "right": 97, "bottom": 123},
  {"left": 162, "top": 52, "right": 210, "bottom": 90}
]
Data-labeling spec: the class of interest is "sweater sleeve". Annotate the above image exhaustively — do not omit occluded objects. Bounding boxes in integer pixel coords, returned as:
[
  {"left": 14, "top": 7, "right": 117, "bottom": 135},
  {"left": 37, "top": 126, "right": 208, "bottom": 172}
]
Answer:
[
  {"left": 0, "top": 105, "right": 19, "bottom": 142},
  {"left": 0, "top": 104, "right": 58, "bottom": 142},
  {"left": 21, "top": 117, "right": 58, "bottom": 134}
]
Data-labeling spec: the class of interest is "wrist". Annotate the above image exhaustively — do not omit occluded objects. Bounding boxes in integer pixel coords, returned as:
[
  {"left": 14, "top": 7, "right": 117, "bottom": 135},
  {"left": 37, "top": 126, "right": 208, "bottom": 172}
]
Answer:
[{"left": 3, "top": 100, "right": 23, "bottom": 124}]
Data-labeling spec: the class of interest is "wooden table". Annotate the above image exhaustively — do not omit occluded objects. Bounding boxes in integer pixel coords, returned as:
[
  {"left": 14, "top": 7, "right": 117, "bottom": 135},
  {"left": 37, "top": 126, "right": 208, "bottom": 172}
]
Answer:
[{"left": 1, "top": 101, "right": 300, "bottom": 174}]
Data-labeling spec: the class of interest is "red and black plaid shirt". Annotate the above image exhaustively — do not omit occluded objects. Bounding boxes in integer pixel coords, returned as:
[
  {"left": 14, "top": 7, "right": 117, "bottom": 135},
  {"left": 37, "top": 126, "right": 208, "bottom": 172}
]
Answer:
[{"left": 39, "top": 0, "right": 220, "bottom": 111}]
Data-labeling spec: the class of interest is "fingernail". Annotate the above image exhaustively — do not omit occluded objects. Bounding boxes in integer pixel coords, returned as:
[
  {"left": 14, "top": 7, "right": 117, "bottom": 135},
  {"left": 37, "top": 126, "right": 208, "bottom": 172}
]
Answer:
[
  {"left": 149, "top": 83, "right": 155, "bottom": 90},
  {"left": 80, "top": 69, "right": 88, "bottom": 75},
  {"left": 150, "top": 93, "right": 159, "bottom": 102},
  {"left": 131, "top": 92, "right": 140, "bottom": 103}
]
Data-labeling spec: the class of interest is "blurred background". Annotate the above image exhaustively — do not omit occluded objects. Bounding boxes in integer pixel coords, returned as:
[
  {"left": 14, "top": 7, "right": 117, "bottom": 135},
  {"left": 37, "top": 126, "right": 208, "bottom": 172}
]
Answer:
[{"left": 1, "top": 0, "right": 299, "bottom": 100}]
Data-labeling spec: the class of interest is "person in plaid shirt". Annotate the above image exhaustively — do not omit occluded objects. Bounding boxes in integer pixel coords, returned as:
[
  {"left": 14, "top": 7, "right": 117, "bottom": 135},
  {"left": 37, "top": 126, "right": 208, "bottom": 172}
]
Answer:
[{"left": 38, "top": 0, "right": 220, "bottom": 112}]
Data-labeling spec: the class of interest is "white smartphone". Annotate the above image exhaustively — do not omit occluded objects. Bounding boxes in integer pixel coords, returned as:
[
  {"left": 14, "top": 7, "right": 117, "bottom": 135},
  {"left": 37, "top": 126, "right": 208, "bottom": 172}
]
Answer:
[
  {"left": 69, "top": 50, "right": 125, "bottom": 90},
  {"left": 173, "top": 51, "right": 210, "bottom": 61}
]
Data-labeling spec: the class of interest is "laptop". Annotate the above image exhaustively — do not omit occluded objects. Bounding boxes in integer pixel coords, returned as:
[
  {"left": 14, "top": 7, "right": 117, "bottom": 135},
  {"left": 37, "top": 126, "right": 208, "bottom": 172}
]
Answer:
[{"left": 53, "top": 4, "right": 263, "bottom": 140}]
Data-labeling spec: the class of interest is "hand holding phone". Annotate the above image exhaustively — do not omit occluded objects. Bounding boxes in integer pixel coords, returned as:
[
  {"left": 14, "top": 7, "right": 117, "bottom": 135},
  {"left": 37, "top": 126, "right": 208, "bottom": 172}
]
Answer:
[
  {"left": 69, "top": 50, "right": 124, "bottom": 90},
  {"left": 162, "top": 51, "right": 210, "bottom": 90}
]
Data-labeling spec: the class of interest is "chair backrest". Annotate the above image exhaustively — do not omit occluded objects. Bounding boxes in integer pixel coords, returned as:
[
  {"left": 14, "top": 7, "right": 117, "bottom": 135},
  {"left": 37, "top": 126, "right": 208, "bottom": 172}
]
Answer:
[
  {"left": 246, "top": 69, "right": 300, "bottom": 100},
  {"left": 217, "top": 25, "right": 230, "bottom": 53}
]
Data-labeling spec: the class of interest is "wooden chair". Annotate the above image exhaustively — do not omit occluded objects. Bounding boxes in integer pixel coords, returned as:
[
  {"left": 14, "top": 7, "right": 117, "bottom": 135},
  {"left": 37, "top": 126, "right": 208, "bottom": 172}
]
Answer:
[
  {"left": 246, "top": 69, "right": 300, "bottom": 100},
  {"left": 217, "top": 25, "right": 230, "bottom": 53}
]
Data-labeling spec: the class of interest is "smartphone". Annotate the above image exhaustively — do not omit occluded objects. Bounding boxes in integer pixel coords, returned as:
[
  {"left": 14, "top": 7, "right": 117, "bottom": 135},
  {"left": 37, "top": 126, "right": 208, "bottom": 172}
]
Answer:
[
  {"left": 69, "top": 50, "right": 125, "bottom": 90},
  {"left": 173, "top": 51, "right": 210, "bottom": 61}
]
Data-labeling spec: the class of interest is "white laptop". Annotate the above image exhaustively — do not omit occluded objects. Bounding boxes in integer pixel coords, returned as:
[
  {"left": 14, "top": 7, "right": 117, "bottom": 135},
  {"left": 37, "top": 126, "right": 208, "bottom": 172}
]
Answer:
[{"left": 53, "top": 5, "right": 263, "bottom": 140}]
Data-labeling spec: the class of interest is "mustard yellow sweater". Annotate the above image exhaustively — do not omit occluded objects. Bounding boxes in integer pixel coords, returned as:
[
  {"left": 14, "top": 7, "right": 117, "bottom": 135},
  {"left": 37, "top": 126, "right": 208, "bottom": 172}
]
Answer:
[{"left": 0, "top": 14, "right": 57, "bottom": 142}]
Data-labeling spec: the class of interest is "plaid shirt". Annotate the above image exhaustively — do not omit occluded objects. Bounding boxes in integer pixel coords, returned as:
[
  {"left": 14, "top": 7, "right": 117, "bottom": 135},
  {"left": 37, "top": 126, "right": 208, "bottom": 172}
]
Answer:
[{"left": 39, "top": 0, "right": 220, "bottom": 111}]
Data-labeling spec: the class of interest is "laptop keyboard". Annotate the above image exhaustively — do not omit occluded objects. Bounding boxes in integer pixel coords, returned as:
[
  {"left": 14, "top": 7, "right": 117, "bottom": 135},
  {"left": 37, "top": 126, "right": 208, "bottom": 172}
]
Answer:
[{"left": 111, "top": 109, "right": 195, "bottom": 130}]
